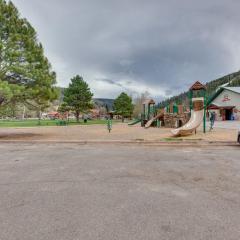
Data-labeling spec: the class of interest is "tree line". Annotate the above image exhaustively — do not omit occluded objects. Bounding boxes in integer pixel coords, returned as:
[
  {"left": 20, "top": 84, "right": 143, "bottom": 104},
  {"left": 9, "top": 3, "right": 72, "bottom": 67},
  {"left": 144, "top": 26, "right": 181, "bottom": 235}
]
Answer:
[
  {"left": 59, "top": 75, "right": 134, "bottom": 122},
  {"left": 0, "top": 0, "right": 136, "bottom": 122},
  {"left": 0, "top": 0, "right": 58, "bottom": 117}
]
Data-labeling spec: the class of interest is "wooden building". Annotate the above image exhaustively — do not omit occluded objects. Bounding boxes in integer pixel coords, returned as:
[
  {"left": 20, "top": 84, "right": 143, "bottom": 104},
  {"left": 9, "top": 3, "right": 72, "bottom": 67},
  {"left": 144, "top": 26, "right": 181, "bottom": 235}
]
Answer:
[{"left": 207, "top": 87, "right": 240, "bottom": 121}]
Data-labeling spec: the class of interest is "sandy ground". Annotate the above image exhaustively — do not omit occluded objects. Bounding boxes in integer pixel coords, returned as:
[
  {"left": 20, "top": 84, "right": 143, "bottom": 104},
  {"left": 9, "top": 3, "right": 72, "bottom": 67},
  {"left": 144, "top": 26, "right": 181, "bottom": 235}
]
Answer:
[{"left": 0, "top": 123, "right": 238, "bottom": 142}]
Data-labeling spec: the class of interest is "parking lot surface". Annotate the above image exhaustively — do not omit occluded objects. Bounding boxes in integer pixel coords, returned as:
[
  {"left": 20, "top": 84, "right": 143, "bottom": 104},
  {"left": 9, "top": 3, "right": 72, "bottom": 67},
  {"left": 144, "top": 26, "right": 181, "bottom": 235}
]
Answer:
[{"left": 0, "top": 144, "right": 240, "bottom": 240}]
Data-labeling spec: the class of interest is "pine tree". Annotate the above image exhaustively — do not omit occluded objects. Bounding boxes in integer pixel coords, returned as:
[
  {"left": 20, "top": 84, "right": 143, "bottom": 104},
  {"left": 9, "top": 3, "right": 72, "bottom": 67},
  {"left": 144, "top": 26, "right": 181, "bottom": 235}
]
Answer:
[
  {"left": 0, "top": 0, "right": 58, "bottom": 110},
  {"left": 63, "top": 75, "right": 93, "bottom": 122},
  {"left": 114, "top": 92, "right": 134, "bottom": 122}
]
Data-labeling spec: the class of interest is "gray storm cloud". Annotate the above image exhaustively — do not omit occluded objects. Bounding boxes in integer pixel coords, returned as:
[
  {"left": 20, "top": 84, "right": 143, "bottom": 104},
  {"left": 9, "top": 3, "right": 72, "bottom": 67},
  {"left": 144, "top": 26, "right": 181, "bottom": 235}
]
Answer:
[{"left": 12, "top": 0, "right": 240, "bottom": 99}]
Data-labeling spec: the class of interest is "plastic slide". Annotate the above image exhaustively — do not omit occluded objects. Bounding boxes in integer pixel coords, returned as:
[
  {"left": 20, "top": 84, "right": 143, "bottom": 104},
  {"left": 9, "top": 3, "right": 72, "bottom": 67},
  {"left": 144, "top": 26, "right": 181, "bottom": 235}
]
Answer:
[
  {"left": 145, "top": 113, "right": 163, "bottom": 128},
  {"left": 128, "top": 119, "right": 141, "bottom": 126},
  {"left": 171, "top": 98, "right": 204, "bottom": 136}
]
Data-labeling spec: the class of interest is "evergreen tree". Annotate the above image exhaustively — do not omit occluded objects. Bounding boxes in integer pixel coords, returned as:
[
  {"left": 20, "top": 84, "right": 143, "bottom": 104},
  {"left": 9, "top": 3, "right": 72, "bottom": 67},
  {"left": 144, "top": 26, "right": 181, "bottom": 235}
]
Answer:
[
  {"left": 58, "top": 102, "right": 70, "bottom": 115},
  {"left": 114, "top": 92, "right": 133, "bottom": 122},
  {"left": 63, "top": 75, "right": 93, "bottom": 122},
  {"left": 0, "top": 0, "right": 58, "bottom": 110}
]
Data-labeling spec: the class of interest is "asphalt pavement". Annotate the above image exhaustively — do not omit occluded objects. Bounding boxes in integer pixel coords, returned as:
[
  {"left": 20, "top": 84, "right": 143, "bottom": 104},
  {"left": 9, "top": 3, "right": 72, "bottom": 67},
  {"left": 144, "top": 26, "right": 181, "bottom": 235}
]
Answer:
[
  {"left": 209, "top": 120, "right": 240, "bottom": 130},
  {"left": 0, "top": 143, "right": 240, "bottom": 240}
]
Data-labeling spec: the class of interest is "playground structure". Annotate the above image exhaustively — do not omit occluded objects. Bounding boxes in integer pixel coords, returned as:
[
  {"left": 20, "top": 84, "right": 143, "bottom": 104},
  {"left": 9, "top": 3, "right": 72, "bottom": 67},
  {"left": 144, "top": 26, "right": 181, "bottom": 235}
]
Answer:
[
  {"left": 128, "top": 119, "right": 141, "bottom": 126},
  {"left": 129, "top": 81, "right": 207, "bottom": 137},
  {"left": 168, "top": 81, "right": 207, "bottom": 136},
  {"left": 128, "top": 99, "right": 165, "bottom": 128},
  {"left": 128, "top": 99, "right": 161, "bottom": 127},
  {"left": 144, "top": 112, "right": 164, "bottom": 128},
  {"left": 171, "top": 97, "right": 204, "bottom": 136},
  {"left": 171, "top": 81, "right": 207, "bottom": 136},
  {"left": 141, "top": 99, "right": 162, "bottom": 128},
  {"left": 128, "top": 99, "right": 190, "bottom": 129}
]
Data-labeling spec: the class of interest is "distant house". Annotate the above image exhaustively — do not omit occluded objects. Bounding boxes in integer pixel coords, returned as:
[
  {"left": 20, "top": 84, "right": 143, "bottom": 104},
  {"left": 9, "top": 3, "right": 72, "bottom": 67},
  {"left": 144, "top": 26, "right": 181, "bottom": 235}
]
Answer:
[
  {"left": 47, "top": 111, "right": 60, "bottom": 120},
  {"left": 207, "top": 87, "right": 240, "bottom": 121},
  {"left": 90, "top": 109, "right": 100, "bottom": 118}
]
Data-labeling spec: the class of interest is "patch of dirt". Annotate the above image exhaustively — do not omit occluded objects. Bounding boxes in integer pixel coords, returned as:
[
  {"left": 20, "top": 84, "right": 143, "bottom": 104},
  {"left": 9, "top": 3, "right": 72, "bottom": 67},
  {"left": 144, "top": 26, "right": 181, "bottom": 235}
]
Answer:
[{"left": 0, "top": 133, "right": 42, "bottom": 140}]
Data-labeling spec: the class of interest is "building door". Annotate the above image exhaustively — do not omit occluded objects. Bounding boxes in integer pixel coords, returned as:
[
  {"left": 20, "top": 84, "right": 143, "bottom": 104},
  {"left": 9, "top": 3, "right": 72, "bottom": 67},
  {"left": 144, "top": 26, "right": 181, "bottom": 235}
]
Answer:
[{"left": 225, "top": 109, "right": 233, "bottom": 120}]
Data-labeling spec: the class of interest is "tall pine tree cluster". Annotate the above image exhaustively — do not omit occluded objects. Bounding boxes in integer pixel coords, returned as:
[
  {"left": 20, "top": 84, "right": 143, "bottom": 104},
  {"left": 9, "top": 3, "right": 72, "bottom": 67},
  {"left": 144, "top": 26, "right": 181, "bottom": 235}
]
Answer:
[{"left": 0, "top": 0, "right": 58, "bottom": 111}]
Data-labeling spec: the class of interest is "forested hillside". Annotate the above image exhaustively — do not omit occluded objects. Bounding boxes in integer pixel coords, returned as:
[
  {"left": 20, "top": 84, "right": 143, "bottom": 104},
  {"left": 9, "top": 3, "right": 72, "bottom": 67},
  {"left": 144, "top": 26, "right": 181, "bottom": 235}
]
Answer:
[
  {"left": 158, "top": 71, "right": 240, "bottom": 108},
  {"left": 94, "top": 98, "right": 114, "bottom": 110},
  {"left": 56, "top": 87, "right": 114, "bottom": 110}
]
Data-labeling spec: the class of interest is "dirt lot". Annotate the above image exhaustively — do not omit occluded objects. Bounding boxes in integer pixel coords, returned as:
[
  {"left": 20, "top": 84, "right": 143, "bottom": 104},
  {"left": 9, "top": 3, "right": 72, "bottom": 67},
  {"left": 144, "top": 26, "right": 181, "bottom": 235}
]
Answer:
[
  {"left": 0, "top": 123, "right": 238, "bottom": 142},
  {"left": 0, "top": 144, "right": 240, "bottom": 240}
]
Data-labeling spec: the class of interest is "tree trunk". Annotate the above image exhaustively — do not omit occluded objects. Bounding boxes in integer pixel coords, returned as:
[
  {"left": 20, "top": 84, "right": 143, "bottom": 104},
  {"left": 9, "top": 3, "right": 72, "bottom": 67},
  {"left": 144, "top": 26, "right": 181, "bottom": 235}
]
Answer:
[
  {"left": 122, "top": 115, "right": 124, "bottom": 122},
  {"left": 22, "top": 105, "right": 26, "bottom": 120},
  {"left": 67, "top": 112, "right": 69, "bottom": 122},
  {"left": 76, "top": 111, "right": 80, "bottom": 122},
  {"left": 38, "top": 109, "right": 41, "bottom": 125}
]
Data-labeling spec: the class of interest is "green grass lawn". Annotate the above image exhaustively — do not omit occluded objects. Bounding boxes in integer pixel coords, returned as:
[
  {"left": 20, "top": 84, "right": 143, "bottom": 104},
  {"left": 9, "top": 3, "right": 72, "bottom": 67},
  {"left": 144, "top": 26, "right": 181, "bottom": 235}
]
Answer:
[{"left": 0, "top": 119, "right": 119, "bottom": 128}]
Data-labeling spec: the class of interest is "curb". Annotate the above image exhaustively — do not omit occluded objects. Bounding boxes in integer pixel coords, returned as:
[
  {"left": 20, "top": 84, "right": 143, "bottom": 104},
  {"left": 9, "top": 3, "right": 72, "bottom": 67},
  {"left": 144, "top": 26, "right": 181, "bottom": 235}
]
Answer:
[{"left": 0, "top": 139, "right": 238, "bottom": 147}]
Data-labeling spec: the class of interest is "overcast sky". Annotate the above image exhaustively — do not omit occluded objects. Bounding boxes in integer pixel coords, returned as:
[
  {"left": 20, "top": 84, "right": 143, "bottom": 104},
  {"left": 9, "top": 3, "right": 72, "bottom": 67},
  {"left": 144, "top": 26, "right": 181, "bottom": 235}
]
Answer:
[{"left": 12, "top": 0, "right": 240, "bottom": 100}]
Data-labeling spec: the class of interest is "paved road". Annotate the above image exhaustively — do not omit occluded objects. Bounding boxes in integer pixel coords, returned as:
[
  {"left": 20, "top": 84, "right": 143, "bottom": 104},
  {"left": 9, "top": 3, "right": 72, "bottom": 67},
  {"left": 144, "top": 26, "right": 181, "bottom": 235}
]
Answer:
[
  {"left": 207, "top": 120, "right": 240, "bottom": 130},
  {"left": 0, "top": 144, "right": 240, "bottom": 240}
]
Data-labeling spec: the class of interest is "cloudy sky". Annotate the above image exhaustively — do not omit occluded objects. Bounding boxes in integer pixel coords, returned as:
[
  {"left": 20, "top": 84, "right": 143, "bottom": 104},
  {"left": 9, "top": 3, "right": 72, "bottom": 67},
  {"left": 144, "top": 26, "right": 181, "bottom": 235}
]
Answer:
[{"left": 12, "top": 0, "right": 240, "bottom": 100}]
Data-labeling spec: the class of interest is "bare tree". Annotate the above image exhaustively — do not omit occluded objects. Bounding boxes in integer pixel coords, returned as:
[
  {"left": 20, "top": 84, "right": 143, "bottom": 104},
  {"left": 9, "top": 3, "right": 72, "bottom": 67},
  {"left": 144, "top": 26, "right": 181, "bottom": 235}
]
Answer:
[{"left": 133, "top": 91, "right": 150, "bottom": 118}]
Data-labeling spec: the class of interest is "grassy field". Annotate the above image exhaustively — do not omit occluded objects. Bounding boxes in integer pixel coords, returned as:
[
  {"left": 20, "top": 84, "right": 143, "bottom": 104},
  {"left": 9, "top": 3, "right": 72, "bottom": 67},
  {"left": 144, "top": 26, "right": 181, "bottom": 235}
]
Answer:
[{"left": 0, "top": 119, "right": 118, "bottom": 128}]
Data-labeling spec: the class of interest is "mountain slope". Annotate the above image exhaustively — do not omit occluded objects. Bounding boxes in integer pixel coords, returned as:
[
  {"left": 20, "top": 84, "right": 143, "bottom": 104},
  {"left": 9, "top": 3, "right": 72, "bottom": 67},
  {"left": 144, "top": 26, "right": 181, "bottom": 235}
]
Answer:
[
  {"left": 158, "top": 70, "right": 240, "bottom": 108},
  {"left": 94, "top": 98, "right": 114, "bottom": 110}
]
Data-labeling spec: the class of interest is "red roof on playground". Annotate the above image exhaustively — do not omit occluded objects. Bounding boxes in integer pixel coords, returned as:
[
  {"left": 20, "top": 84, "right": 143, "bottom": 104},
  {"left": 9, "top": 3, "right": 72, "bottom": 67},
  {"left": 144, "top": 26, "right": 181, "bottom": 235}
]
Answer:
[
  {"left": 190, "top": 81, "right": 206, "bottom": 90},
  {"left": 143, "top": 99, "right": 155, "bottom": 105}
]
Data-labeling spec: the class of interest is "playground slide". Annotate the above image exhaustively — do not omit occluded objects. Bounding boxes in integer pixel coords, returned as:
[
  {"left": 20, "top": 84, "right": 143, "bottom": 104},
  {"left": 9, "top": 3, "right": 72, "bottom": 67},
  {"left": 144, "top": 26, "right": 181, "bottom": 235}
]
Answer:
[
  {"left": 128, "top": 119, "right": 141, "bottom": 126},
  {"left": 171, "top": 109, "right": 204, "bottom": 136},
  {"left": 145, "top": 113, "right": 163, "bottom": 128}
]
